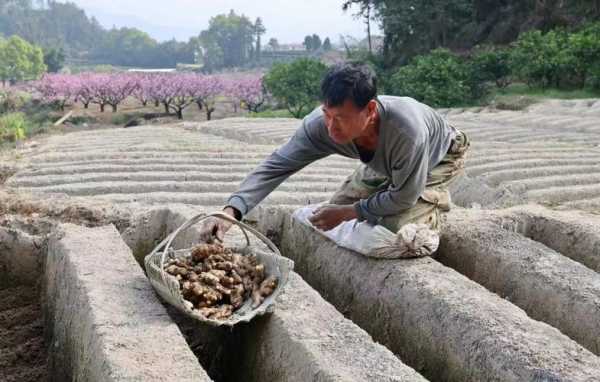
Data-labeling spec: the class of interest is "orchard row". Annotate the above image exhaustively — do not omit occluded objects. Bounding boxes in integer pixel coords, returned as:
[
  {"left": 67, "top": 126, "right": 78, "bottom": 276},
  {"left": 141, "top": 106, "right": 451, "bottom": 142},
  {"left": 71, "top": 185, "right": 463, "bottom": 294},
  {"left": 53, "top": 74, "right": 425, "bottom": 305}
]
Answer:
[{"left": 33, "top": 73, "right": 266, "bottom": 120}]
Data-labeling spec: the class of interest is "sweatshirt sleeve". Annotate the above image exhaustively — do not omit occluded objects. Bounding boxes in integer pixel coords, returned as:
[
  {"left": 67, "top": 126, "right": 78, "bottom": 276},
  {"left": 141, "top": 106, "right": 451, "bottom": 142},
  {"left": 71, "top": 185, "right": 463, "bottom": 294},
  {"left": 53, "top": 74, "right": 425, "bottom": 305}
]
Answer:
[
  {"left": 354, "top": 137, "right": 429, "bottom": 224},
  {"left": 227, "top": 119, "right": 332, "bottom": 218}
]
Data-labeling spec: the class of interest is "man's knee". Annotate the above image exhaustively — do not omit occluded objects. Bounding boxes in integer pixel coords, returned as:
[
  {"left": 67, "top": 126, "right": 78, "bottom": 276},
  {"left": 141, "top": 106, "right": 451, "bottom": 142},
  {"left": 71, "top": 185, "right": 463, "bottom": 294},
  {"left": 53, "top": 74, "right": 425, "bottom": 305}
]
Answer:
[{"left": 329, "top": 164, "right": 387, "bottom": 205}]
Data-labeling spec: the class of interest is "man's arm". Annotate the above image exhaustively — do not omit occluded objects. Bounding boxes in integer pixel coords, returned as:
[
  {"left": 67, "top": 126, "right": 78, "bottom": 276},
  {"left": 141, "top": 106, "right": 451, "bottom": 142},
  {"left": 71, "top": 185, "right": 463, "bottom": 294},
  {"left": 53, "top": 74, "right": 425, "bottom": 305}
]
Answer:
[
  {"left": 226, "top": 119, "right": 332, "bottom": 219},
  {"left": 354, "top": 137, "right": 429, "bottom": 224}
]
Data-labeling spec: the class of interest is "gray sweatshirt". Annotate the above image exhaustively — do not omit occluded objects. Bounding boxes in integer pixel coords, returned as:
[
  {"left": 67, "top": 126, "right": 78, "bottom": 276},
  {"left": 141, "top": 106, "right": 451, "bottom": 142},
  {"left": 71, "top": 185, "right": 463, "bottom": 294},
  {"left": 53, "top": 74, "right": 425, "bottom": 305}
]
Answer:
[{"left": 226, "top": 95, "right": 457, "bottom": 224}]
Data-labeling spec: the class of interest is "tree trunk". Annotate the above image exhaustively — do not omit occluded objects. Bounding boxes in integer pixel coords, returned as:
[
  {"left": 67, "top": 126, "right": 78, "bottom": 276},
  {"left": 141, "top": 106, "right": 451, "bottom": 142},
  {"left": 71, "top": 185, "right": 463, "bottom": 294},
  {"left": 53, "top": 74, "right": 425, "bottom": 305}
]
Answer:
[
  {"left": 112, "top": 104, "right": 118, "bottom": 112},
  {"left": 142, "top": 100, "right": 148, "bottom": 107},
  {"left": 163, "top": 102, "right": 170, "bottom": 114},
  {"left": 206, "top": 108, "right": 214, "bottom": 121},
  {"left": 84, "top": 102, "right": 89, "bottom": 109},
  {"left": 197, "top": 101, "right": 203, "bottom": 111},
  {"left": 154, "top": 100, "right": 160, "bottom": 107},
  {"left": 366, "top": 5, "right": 372, "bottom": 54}
]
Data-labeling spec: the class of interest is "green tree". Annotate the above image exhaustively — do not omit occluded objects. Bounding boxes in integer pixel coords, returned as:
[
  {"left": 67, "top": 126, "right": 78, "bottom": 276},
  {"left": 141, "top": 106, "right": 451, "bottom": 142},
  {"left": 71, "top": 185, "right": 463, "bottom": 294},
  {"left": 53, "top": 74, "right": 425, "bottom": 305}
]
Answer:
[
  {"left": 303, "top": 34, "right": 322, "bottom": 51},
  {"left": 0, "top": 1, "right": 105, "bottom": 59},
  {"left": 510, "top": 29, "right": 577, "bottom": 88},
  {"left": 312, "top": 34, "right": 322, "bottom": 50},
  {"left": 43, "top": 46, "right": 65, "bottom": 72},
  {"left": 342, "top": 0, "right": 376, "bottom": 54},
  {"left": 268, "top": 37, "right": 279, "bottom": 50},
  {"left": 254, "top": 17, "right": 266, "bottom": 60},
  {"left": 199, "top": 29, "right": 225, "bottom": 71},
  {"left": 469, "top": 46, "right": 512, "bottom": 88},
  {"left": 0, "top": 35, "right": 46, "bottom": 85},
  {"left": 94, "top": 27, "right": 158, "bottom": 67},
  {"left": 198, "top": 10, "right": 256, "bottom": 70},
  {"left": 388, "top": 48, "right": 478, "bottom": 107},
  {"left": 303, "top": 35, "right": 313, "bottom": 51},
  {"left": 569, "top": 22, "right": 600, "bottom": 88},
  {"left": 323, "top": 37, "right": 332, "bottom": 51},
  {"left": 344, "top": 0, "right": 472, "bottom": 66},
  {"left": 263, "top": 58, "right": 328, "bottom": 118}
]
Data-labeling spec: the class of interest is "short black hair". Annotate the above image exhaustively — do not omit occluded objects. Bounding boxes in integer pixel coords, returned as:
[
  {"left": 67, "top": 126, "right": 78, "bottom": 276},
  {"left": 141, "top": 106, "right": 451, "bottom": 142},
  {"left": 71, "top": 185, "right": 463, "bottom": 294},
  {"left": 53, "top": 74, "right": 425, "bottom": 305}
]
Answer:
[{"left": 320, "top": 62, "right": 377, "bottom": 109}]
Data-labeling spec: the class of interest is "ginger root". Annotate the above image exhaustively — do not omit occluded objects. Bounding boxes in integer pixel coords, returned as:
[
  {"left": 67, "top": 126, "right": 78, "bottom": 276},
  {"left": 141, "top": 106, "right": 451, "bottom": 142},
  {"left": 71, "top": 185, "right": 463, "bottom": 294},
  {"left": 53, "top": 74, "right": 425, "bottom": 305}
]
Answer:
[
  {"left": 165, "top": 243, "right": 278, "bottom": 320},
  {"left": 252, "top": 276, "right": 278, "bottom": 308}
]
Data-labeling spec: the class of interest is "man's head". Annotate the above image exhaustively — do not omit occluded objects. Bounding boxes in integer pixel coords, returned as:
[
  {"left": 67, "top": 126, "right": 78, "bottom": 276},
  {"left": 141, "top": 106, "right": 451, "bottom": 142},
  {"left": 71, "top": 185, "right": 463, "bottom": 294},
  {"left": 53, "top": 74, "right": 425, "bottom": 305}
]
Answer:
[{"left": 320, "top": 63, "right": 378, "bottom": 144}]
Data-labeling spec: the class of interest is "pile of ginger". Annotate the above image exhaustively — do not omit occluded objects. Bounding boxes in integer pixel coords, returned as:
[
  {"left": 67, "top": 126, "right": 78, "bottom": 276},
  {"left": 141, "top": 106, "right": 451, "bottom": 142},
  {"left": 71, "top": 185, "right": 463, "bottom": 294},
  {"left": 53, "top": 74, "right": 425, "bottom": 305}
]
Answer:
[{"left": 165, "top": 243, "right": 278, "bottom": 320}]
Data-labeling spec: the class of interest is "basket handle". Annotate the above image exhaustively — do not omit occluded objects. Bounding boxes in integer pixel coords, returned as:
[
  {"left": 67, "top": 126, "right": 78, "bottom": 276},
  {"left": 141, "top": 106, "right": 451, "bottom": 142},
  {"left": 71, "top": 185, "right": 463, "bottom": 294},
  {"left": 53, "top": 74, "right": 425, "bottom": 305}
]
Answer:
[{"left": 151, "top": 211, "right": 282, "bottom": 268}]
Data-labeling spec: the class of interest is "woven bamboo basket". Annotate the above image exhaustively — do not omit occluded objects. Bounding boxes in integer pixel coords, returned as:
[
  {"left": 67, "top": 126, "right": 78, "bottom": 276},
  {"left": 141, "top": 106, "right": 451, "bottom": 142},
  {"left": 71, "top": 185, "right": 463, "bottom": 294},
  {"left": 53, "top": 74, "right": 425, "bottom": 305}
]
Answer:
[{"left": 144, "top": 211, "right": 294, "bottom": 327}]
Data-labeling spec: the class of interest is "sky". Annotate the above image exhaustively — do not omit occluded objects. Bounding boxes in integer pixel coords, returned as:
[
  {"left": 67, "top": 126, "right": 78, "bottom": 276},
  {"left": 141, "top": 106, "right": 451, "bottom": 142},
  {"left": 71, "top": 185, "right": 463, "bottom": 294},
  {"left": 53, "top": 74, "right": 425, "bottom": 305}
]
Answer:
[{"left": 65, "top": 0, "right": 381, "bottom": 44}]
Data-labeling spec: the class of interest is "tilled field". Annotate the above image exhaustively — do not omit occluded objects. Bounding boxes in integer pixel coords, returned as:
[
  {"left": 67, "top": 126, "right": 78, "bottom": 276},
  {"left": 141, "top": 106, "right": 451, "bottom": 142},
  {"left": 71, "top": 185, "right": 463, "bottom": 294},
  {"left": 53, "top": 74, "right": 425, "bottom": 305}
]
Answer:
[
  {"left": 6, "top": 101, "right": 600, "bottom": 213},
  {"left": 3, "top": 99, "right": 600, "bottom": 381},
  {"left": 4, "top": 122, "right": 354, "bottom": 210}
]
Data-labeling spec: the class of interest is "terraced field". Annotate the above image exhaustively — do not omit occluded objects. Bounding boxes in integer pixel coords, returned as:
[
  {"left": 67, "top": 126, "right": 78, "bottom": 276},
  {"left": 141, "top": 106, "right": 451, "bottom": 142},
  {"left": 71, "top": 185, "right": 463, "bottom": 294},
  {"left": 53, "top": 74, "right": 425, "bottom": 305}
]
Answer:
[
  {"left": 2, "top": 99, "right": 600, "bottom": 381},
  {"left": 5, "top": 100, "right": 600, "bottom": 213},
  {"left": 4, "top": 123, "right": 353, "bottom": 211}
]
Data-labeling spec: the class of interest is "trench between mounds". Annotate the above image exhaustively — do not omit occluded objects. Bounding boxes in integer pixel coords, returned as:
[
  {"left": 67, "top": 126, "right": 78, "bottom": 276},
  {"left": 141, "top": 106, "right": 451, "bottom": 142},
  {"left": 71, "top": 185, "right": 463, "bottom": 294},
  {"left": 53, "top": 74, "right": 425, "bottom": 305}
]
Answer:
[
  {"left": 2, "top": 204, "right": 423, "bottom": 382},
  {"left": 497, "top": 211, "right": 600, "bottom": 273},
  {"left": 120, "top": 209, "right": 245, "bottom": 382},
  {"left": 122, "top": 208, "right": 335, "bottom": 382},
  {"left": 435, "top": 210, "right": 600, "bottom": 356},
  {"left": 0, "top": 213, "right": 222, "bottom": 382},
  {"left": 123, "top": 206, "right": 437, "bottom": 382},
  {"left": 0, "top": 216, "right": 52, "bottom": 382},
  {"left": 249, "top": 205, "right": 600, "bottom": 382}
]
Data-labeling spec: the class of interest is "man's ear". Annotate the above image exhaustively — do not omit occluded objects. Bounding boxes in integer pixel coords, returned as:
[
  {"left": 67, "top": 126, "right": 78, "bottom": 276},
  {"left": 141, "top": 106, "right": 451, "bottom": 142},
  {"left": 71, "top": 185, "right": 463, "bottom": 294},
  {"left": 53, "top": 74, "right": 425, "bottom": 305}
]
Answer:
[{"left": 366, "top": 100, "right": 378, "bottom": 121}]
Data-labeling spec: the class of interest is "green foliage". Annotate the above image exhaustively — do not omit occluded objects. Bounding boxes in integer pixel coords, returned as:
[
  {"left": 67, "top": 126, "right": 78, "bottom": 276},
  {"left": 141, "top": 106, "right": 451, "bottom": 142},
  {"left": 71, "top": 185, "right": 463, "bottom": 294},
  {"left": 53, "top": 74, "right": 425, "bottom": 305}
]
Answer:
[
  {"left": 0, "top": 112, "right": 29, "bottom": 144},
  {"left": 0, "top": 1, "right": 197, "bottom": 69},
  {"left": 43, "top": 46, "right": 65, "bottom": 73},
  {"left": 351, "top": 0, "right": 473, "bottom": 66},
  {"left": 0, "top": 89, "right": 29, "bottom": 113},
  {"left": 303, "top": 34, "right": 322, "bottom": 51},
  {"left": 587, "top": 64, "right": 600, "bottom": 90},
  {"left": 569, "top": 22, "right": 600, "bottom": 89},
  {"left": 110, "top": 112, "right": 147, "bottom": 126},
  {"left": 199, "top": 10, "right": 256, "bottom": 71},
  {"left": 346, "top": 0, "right": 599, "bottom": 68},
  {"left": 263, "top": 58, "right": 327, "bottom": 118},
  {"left": 469, "top": 46, "right": 512, "bottom": 88},
  {"left": 0, "top": 1, "right": 104, "bottom": 57},
  {"left": 388, "top": 49, "right": 479, "bottom": 107},
  {"left": 509, "top": 29, "right": 578, "bottom": 89},
  {"left": 0, "top": 35, "right": 46, "bottom": 84},
  {"left": 267, "top": 38, "right": 279, "bottom": 50}
]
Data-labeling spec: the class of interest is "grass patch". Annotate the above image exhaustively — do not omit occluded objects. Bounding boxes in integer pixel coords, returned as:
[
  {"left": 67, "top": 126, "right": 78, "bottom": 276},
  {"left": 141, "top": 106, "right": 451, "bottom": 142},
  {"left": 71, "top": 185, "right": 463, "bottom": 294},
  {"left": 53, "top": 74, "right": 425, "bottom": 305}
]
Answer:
[
  {"left": 248, "top": 109, "right": 298, "bottom": 118},
  {"left": 494, "top": 83, "right": 600, "bottom": 99},
  {"left": 111, "top": 112, "right": 147, "bottom": 125},
  {"left": 69, "top": 115, "right": 98, "bottom": 125},
  {"left": 483, "top": 83, "right": 600, "bottom": 110}
]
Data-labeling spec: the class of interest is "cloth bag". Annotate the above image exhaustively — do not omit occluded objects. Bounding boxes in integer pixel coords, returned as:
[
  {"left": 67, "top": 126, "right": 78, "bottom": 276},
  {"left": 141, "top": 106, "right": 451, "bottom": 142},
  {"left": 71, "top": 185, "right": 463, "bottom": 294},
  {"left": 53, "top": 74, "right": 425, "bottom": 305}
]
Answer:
[{"left": 292, "top": 204, "right": 439, "bottom": 259}]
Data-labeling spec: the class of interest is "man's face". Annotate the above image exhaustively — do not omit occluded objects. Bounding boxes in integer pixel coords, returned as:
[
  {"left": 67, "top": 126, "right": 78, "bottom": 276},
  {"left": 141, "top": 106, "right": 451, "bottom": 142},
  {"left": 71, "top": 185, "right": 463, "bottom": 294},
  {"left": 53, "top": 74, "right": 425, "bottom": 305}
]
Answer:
[{"left": 322, "top": 99, "right": 373, "bottom": 144}]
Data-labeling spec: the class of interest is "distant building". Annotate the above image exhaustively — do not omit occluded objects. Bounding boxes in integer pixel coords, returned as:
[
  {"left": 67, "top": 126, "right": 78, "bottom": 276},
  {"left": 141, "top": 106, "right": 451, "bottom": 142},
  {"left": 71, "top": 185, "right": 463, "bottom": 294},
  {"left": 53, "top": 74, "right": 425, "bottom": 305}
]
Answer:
[
  {"left": 275, "top": 43, "right": 306, "bottom": 52},
  {"left": 127, "top": 68, "right": 176, "bottom": 73}
]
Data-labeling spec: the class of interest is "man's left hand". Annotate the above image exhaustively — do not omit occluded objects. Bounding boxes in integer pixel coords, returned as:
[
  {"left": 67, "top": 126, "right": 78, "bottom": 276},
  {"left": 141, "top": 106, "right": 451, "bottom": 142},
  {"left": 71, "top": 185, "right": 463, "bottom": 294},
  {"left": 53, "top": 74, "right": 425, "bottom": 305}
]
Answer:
[{"left": 309, "top": 204, "right": 358, "bottom": 231}]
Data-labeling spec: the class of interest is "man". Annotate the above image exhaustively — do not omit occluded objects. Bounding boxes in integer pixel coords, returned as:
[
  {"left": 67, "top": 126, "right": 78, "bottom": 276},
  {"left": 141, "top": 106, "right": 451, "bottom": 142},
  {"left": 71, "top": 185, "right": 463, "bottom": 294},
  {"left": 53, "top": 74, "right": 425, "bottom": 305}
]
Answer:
[{"left": 201, "top": 63, "right": 469, "bottom": 242}]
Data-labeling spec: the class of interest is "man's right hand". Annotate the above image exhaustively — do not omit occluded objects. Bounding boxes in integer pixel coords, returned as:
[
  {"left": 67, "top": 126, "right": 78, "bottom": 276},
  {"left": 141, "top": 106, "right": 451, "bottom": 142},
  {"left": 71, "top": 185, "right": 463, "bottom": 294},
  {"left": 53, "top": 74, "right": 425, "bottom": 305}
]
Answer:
[{"left": 199, "top": 206, "right": 237, "bottom": 243}]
